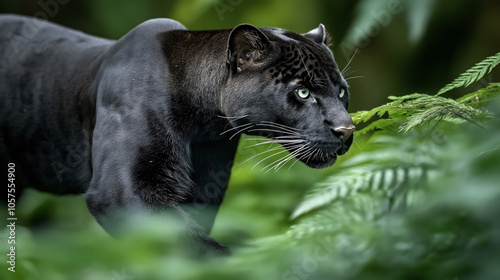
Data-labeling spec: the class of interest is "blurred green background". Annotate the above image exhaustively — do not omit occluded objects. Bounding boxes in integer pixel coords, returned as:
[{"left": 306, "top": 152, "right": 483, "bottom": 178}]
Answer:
[{"left": 1, "top": 0, "right": 500, "bottom": 279}]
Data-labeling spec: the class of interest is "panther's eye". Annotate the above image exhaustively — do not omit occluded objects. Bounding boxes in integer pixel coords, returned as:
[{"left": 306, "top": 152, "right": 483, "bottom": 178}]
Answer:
[
  {"left": 339, "top": 88, "right": 345, "bottom": 98},
  {"left": 295, "top": 88, "right": 310, "bottom": 99}
]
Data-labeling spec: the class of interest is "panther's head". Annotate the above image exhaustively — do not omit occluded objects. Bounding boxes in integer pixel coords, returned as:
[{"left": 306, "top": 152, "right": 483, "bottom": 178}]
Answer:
[{"left": 221, "top": 24, "right": 355, "bottom": 169}]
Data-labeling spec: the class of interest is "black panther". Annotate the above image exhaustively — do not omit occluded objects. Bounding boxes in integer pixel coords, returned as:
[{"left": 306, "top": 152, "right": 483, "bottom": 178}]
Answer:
[{"left": 0, "top": 15, "right": 355, "bottom": 255}]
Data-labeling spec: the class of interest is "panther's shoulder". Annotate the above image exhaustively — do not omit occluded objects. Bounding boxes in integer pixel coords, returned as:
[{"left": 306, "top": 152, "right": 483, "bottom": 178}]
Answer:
[
  {"left": 121, "top": 18, "right": 188, "bottom": 41},
  {"left": 102, "top": 18, "right": 188, "bottom": 68}
]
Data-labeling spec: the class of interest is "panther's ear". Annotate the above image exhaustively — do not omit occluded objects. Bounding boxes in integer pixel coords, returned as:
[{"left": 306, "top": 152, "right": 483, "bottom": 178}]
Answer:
[
  {"left": 302, "top": 24, "right": 331, "bottom": 45},
  {"left": 227, "top": 24, "right": 271, "bottom": 73}
]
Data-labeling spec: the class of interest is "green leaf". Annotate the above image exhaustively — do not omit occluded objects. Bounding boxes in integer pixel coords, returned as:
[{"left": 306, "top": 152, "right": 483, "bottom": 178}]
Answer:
[
  {"left": 457, "top": 83, "right": 500, "bottom": 108},
  {"left": 437, "top": 52, "right": 500, "bottom": 95},
  {"left": 399, "top": 95, "right": 493, "bottom": 132},
  {"left": 355, "top": 118, "right": 399, "bottom": 136},
  {"left": 290, "top": 166, "right": 427, "bottom": 220}
]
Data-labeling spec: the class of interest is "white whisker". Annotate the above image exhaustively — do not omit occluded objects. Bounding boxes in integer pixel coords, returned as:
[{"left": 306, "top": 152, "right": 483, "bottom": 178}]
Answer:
[
  {"left": 295, "top": 145, "right": 313, "bottom": 161},
  {"left": 345, "top": 75, "right": 364, "bottom": 81},
  {"left": 247, "top": 141, "right": 306, "bottom": 171},
  {"left": 342, "top": 67, "right": 353, "bottom": 77},
  {"left": 244, "top": 139, "right": 305, "bottom": 148},
  {"left": 261, "top": 153, "right": 291, "bottom": 173},
  {"left": 274, "top": 135, "right": 304, "bottom": 139},
  {"left": 243, "top": 137, "right": 268, "bottom": 141},
  {"left": 342, "top": 67, "right": 358, "bottom": 79},
  {"left": 238, "top": 146, "right": 284, "bottom": 166},
  {"left": 353, "top": 139, "right": 362, "bottom": 153},
  {"left": 287, "top": 146, "right": 314, "bottom": 171},
  {"left": 341, "top": 48, "right": 358, "bottom": 76},
  {"left": 275, "top": 147, "right": 309, "bottom": 172},
  {"left": 262, "top": 144, "right": 308, "bottom": 173},
  {"left": 259, "top": 121, "right": 302, "bottom": 133},
  {"left": 270, "top": 145, "right": 310, "bottom": 172},
  {"left": 217, "top": 115, "right": 250, "bottom": 133},
  {"left": 305, "top": 147, "right": 320, "bottom": 164},
  {"left": 220, "top": 123, "right": 252, "bottom": 136},
  {"left": 217, "top": 115, "right": 248, "bottom": 120},
  {"left": 230, "top": 125, "right": 253, "bottom": 140},
  {"left": 244, "top": 137, "right": 301, "bottom": 142},
  {"left": 287, "top": 158, "right": 301, "bottom": 170},
  {"left": 251, "top": 149, "right": 289, "bottom": 171},
  {"left": 248, "top": 128, "right": 299, "bottom": 136},
  {"left": 313, "top": 148, "right": 323, "bottom": 161},
  {"left": 286, "top": 146, "right": 315, "bottom": 170}
]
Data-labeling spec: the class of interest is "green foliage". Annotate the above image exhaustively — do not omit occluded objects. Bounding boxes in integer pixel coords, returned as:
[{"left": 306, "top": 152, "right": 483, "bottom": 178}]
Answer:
[
  {"left": 191, "top": 52, "right": 493, "bottom": 279},
  {"left": 275, "top": 52, "right": 500, "bottom": 279},
  {"left": 1, "top": 28, "right": 500, "bottom": 280},
  {"left": 291, "top": 165, "right": 429, "bottom": 220},
  {"left": 398, "top": 93, "right": 494, "bottom": 132},
  {"left": 348, "top": 82, "right": 500, "bottom": 137},
  {"left": 437, "top": 52, "right": 500, "bottom": 95},
  {"left": 293, "top": 53, "right": 500, "bottom": 221},
  {"left": 275, "top": 112, "right": 500, "bottom": 278},
  {"left": 457, "top": 82, "right": 500, "bottom": 107},
  {"left": 351, "top": 83, "right": 500, "bottom": 135}
]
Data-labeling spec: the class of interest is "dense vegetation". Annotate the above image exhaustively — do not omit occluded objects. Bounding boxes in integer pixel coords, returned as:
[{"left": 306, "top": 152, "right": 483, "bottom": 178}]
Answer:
[
  {"left": 1, "top": 50, "right": 499, "bottom": 280},
  {"left": 1, "top": 1, "right": 499, "bottom": 279}
]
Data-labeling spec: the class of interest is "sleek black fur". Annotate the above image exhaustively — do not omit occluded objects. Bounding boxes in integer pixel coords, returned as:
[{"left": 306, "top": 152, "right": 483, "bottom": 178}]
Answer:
[{"left": 0, "top": 15, "right": 354, "bottom": 255}]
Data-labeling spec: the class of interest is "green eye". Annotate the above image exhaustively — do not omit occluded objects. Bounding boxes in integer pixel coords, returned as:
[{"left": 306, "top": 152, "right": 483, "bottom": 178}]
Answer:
[
  {"left": 296, "top": 88, "right": 310, "bottom": 99},
  {"left": 339, "top": 88, "right": 345, "bottom": 98}
]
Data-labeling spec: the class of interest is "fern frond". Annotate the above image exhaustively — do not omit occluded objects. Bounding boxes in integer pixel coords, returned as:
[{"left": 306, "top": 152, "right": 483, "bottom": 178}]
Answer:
[
  {"left": 351, "top": 96, "right": 416, "bottom": 124},
  {"left": 353, "top": 82, "right": 499, "bottom": 133},
  {"left": 437, "top": 52, "right": 500, "bottom": 95},
  {"left": 341, "top": 139, "right": 439, "bottom": 168},
  {"left": 351, "top": 102, "right": 396, "bottom": 124},
  {"left": 290, "top": 166, "right": 427, "bottom": 220},
  {"left": 387, "top": 93, "right": 429, "bottom": 101},
  {"left": 352, "top": 93, "right": 429, "bottom": 134},
  {"left": 288, "top": 192, "right": 385, "bottom": 239},
  {"left": 457, "top": 83, "right": 500, "bottom": 108},
  {"left": 354, "top": 93, "right": 495, "bottom": 134},
  {"left": 355, "top": 119, "right": 399, "bottom": 136},
  {"left": 400, "top": 95, "right": 492, "bottom": 132}
]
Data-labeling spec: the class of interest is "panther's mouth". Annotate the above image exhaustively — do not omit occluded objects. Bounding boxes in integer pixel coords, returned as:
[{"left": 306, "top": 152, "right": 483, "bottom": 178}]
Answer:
[
  {"left": 245, "top": 121, "right": 353, "bottom": 169},
  {"left": 303, "top": 150, "right": 338, "bottom": 169},
  {"left": 281, "top": 142, "right": 342, "bottom": 169},
  {"left": 284, "top": 136, "right": 353, "bottom": 169}
]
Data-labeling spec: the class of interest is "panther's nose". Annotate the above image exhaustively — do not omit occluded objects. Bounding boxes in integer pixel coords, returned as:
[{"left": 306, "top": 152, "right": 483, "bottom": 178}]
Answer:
[{"left": 334, "top": 125, "right": 356, "bottom": 141}]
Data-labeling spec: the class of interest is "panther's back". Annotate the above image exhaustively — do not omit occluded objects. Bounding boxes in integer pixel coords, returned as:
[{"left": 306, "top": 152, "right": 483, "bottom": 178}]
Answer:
[{"left": 0, "top": 15, "right": 111, "bottom": 193}]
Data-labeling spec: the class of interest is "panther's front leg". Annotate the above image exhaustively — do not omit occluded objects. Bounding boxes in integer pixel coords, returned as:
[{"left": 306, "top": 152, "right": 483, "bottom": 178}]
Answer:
[
  {"left": 85, "top": 186, "right": 230, "bottom": 256},
  {"left": 85, "top": 160, "right": 231, "bottom": 255},
  {"left": 182, "top": 138, "right": 241, "bottom": 234},
  {"left": 84, "top": 115, "right": 231, "bottom": 255}
]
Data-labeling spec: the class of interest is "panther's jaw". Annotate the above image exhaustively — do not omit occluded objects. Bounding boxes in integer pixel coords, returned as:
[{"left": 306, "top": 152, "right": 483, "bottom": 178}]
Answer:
[
  {"left": 281, "top": 144, "right": 339, "bottom": 169},
  {"left": 281, "top": 136, "right": 353, "bottom": 169},
  {"left": 303, "top": 153, "right": 338, "bottom": 169}
]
